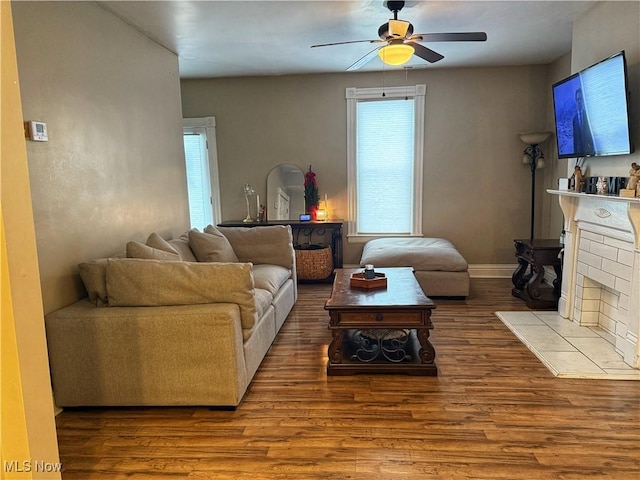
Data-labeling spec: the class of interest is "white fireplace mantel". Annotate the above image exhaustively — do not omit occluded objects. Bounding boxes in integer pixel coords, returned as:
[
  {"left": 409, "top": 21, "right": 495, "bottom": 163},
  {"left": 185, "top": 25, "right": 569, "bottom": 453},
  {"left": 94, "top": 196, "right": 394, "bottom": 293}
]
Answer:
[{"left": 548, "top": 189, "right": 640, "bottom": 368}]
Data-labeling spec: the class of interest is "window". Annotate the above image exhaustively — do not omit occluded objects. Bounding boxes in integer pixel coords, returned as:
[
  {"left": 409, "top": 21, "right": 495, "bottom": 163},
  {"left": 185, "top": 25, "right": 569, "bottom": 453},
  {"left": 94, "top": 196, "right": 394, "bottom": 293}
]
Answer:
[
  {"left": 182, "top": 117, "right": 221, "bottom": 230},
  {"left": 346, "top": 85, "right": 425, "bottom": 239}
]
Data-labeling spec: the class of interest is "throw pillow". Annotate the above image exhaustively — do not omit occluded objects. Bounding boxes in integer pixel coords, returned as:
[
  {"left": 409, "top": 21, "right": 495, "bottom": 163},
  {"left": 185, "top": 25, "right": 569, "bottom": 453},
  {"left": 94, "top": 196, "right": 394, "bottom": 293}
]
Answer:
[
  {"left": 189, "top": 228, "right": 239, "bottom": 263},
  {"left": 146, "top": 232, "right": 180, "bottom": 255},
  {"left": 168, "top": 229, "right": 199, "bottom": 262},
  {"left": 126, "top": 241, "right": 181, "bottom": 261}
]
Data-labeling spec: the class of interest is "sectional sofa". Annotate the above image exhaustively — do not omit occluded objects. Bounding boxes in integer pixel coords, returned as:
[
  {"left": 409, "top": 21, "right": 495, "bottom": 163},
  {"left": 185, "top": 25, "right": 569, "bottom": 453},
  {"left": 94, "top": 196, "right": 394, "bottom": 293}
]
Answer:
[{"left": 44, "top": 225, "right": 297, "bottom": 408}]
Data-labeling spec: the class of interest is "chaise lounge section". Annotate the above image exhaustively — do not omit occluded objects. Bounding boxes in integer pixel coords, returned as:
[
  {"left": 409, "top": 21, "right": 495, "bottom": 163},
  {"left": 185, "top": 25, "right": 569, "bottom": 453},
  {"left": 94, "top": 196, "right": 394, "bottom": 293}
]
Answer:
[{"left": 360, "top": 237, "right": 469, "bottom": 298}]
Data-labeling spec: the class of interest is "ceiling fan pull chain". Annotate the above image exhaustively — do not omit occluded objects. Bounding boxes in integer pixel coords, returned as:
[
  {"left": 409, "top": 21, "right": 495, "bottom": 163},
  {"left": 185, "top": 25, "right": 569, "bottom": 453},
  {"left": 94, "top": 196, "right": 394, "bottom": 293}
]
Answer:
[
  {"left": 382, "top": 62, "right": 386, "bottom": 97},
  {"left": 405, "top": 67, "right": 409, "bottom": 100}
]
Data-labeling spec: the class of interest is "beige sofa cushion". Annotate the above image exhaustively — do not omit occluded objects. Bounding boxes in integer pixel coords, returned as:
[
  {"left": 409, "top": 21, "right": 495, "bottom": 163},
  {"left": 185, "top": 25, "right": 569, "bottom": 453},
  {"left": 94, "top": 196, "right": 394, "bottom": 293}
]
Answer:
[
  {"left": 215, "top": 225, "right": 294, "bottom": 268},
  {"left": 106, "top": 259, "right": 257, "bottom": 329},
  {"left": 126, "top": 241, "right": 181, "bottom": 261},
  {"left": 360, "top": 238, "right": 468, "bottom": 272},
  {"left": 146, "top": 232, "right": 180, "bottom": 255},
  {"left": 243, "top": 288, "right": 274, "bottom": 341},
  {"left": 252, "top": 264, "right": 291, "bottom": 295},
  {"left": 189, "top": 229, "right": 239, "bottom": 263},
  {"left": 78, "top": 259, "right": 109, "bottom": 307},
  {"left": 168, "top": 230, "right": 198, "bottom": 262}
]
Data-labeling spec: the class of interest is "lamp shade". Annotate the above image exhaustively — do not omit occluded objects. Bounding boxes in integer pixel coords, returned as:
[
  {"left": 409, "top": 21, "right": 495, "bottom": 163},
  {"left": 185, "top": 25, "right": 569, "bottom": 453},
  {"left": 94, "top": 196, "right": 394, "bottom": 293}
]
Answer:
[
  {"left": 518, "top": 131, "right": 551, "bottom": 145},
  {"left": 378, "top": 43, "right": 414, "bottom": 66}
]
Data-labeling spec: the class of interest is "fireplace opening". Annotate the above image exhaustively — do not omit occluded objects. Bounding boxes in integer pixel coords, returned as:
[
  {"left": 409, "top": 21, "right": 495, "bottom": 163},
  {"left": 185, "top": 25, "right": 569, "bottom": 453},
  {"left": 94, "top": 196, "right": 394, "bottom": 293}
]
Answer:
[{"left": 573, "top": 276, "right": 625, "bottom": 347}]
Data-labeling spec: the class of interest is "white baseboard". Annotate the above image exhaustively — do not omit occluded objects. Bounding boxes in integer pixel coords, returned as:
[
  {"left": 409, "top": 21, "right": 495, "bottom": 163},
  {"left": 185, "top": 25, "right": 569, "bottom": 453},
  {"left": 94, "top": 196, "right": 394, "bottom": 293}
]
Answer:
[
  {"left": 469, "top": 264, "right": 558, "bottom": 283},
  {"left": 468, "top": 264, "right": 516, "bottom": 278}
]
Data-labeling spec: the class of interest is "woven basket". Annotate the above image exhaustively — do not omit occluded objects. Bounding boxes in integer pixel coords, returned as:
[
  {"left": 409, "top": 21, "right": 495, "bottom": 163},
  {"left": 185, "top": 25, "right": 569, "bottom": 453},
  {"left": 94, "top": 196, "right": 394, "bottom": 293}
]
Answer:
[{"left": 295, "top": 245, "right": 333, "bottom": 280}]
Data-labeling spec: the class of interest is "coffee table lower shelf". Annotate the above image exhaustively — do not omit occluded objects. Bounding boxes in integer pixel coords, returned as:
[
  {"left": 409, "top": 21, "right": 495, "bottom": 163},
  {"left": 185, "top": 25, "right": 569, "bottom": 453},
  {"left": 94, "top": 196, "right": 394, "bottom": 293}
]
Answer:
[{"left": 327, "top": 328, "right": 437, "bottom": 376}]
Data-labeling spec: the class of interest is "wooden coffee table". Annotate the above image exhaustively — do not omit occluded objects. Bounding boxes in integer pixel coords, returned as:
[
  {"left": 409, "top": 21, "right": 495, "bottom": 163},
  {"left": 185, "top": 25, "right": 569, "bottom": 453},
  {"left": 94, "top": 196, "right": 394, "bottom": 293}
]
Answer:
[{"left": 324, "top": 267, "right": 437, "bottom": 375}]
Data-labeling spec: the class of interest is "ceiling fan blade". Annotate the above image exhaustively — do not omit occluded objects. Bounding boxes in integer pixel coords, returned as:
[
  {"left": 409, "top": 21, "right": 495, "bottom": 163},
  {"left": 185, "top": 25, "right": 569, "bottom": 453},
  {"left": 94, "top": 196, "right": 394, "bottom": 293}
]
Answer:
[
  {"left": 410, "top": 32, "right": 487, "bottom": 43},
  {"left": 411, "top": 42, "right": 444, "bottom": 63},
  {"left": 347, "top": 47, "right": 381, "bottom": 71},
  {"left": 388, "top": 19, "right": 411, "bottom": 38},
  {"left": 311, "top": 39, "right": 380, "bottom": 48}
]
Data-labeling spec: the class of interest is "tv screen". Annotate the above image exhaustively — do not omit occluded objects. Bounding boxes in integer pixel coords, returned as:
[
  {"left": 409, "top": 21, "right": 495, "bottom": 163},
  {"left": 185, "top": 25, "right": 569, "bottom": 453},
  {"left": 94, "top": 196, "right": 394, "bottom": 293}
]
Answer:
[{"left": 552, "top": 51, "right": 634, "bottom": 159}]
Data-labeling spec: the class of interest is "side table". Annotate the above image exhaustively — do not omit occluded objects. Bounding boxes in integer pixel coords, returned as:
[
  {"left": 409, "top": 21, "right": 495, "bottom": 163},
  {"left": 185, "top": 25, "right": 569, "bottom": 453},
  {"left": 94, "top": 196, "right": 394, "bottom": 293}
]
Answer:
[{"left": 511, "top": 239, "right": 563, "bottom": 309}]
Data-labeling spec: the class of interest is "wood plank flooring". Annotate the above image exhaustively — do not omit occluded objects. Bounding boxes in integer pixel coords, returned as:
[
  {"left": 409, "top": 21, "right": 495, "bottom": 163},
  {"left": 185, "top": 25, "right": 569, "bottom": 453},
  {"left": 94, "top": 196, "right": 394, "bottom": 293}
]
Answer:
[{"left": 55, "top": 279, "right": 640, "bottom": 479}]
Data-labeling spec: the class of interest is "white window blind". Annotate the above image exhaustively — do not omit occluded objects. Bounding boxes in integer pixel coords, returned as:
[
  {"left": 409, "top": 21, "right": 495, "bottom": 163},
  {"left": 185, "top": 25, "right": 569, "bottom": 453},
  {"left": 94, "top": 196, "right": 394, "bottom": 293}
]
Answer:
[
  {"left": 346, "top": 85, "right": 425, "bottom": 239},
  {"left": 357, "top": 99, "right": 415, "bottom": 234},
  {"left": 183, "top": 131, "right": 212, "bottom": 229}
]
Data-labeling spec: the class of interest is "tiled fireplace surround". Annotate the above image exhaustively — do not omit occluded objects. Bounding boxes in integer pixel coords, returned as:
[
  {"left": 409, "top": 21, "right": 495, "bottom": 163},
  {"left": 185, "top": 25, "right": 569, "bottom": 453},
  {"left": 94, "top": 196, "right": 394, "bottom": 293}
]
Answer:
[{"left": 549, "top": 190, "right": 640, "bottom": 368}]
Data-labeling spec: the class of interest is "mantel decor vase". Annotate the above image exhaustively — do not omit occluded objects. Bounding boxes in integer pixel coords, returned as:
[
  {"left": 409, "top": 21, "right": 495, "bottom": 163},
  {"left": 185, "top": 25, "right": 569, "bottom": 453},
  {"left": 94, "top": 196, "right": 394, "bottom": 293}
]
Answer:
[{"left": 304, "top": 165, "right": 320, "bottom": 220}]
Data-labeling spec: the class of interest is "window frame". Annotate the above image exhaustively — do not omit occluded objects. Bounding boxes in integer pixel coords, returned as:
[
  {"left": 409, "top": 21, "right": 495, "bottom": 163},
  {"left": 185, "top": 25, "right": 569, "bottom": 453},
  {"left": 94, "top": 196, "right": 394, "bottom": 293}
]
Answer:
[
  {"left": 346, "top": 84, "right": 426, "bottom": 241},
  {"left": 182, "top": 117, "right": 222, "bottom": 228}
]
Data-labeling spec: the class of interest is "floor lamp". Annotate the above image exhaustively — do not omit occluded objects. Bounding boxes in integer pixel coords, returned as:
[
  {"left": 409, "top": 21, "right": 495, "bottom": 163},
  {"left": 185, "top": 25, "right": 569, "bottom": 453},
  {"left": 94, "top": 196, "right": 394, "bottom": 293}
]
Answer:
[{"left": 519, "top": 131, "right": 551, "bottom": 240}]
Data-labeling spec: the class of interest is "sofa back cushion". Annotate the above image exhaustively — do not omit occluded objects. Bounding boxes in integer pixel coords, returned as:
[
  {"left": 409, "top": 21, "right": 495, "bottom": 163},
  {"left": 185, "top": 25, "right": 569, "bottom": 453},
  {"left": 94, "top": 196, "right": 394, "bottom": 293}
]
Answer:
[
  {"left": 168, "top": 230, "right": 198, "bottom": 262},
  {"left": 146, "top": 232, "right": 180, "bottom": 255},
  {"left": 189, "top": 228, "right": 239, "bottom": 263},
  {"left": 126, "top": 241, "right": 181, "bottom": 261},
  {"left": 214, "top": 225, "right": 294, "bottom": 269},
  {"left": 106, "top": 259, "right": 257, "bottom": 329},
  {"left": 252, "top": 264, "right": 291, "bottom": 296}
]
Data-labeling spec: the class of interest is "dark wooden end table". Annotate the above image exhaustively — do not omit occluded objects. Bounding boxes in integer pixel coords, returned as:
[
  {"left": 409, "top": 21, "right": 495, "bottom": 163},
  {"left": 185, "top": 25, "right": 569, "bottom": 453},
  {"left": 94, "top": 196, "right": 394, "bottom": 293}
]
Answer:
[
  {"left": 511, "top": 238, "right": 563, "bottom": 309},
  {"left": 324, "top": 267, "right": 437, "bottom": 376}
]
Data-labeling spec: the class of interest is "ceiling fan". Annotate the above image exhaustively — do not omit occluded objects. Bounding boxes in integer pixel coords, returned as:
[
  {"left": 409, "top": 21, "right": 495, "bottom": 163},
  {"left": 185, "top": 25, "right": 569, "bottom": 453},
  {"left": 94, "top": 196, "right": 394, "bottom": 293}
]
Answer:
[{"left": 311, "top": 1, "right": 487, "bottom": 71}]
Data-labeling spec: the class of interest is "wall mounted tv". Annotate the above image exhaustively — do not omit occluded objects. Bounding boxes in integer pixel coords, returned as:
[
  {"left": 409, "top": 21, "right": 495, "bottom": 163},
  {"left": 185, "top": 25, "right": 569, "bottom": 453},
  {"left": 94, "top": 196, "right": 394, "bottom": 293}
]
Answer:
[{"left": 552, "top": 51, "right": 634, "bottom": 159}]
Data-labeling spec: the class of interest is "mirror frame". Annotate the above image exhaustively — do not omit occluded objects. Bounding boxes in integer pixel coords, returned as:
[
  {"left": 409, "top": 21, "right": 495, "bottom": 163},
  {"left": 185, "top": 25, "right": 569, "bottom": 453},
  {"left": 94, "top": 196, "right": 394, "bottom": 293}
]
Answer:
[{"left": 266, "top": 163, "right": 305, "bottom": 221}]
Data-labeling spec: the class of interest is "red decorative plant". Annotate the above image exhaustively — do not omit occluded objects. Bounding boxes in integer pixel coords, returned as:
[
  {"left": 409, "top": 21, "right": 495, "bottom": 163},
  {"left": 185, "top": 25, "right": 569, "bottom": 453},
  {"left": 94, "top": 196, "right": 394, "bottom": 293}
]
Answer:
[{"left": 304, "top": 165, "right": 319, "bottom": 217}]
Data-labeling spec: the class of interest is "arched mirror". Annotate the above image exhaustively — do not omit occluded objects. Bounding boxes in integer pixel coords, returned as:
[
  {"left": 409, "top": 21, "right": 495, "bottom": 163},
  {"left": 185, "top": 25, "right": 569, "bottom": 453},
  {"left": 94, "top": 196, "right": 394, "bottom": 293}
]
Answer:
[{"left": 267, "top": 164, "right": 304, "bottom": 221}]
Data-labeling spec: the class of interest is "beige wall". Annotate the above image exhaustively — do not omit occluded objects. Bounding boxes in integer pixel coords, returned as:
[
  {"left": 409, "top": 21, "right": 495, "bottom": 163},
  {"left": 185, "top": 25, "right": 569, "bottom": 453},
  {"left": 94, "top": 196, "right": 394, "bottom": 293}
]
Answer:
[
  {"left": 11, "top": 2, "right": 636, "bottom": 301},
  {"left": 12, "top": 1, "right": 190, "bottom": 314},
  {"left": 569, "top": 1, "right": 640, "bottom": 178},
  {"left": 536, "top": 1, "right": 639, "bottom": 240},
  {"left": 182, "top": 1, "right": 639, "bottom": 265},
  {"left": 541, "top": 52, "right": 572, "bottom": 240},
  {"left": 182, "top": 65, "right": 549, "bottom": 265}
]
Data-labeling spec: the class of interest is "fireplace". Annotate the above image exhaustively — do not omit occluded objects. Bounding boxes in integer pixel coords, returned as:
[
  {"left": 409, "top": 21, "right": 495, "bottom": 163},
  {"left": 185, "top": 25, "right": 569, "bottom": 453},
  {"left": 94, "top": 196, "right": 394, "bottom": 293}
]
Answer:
[{"left": 549, "top": 189, "right": 640, "bottom": 368}]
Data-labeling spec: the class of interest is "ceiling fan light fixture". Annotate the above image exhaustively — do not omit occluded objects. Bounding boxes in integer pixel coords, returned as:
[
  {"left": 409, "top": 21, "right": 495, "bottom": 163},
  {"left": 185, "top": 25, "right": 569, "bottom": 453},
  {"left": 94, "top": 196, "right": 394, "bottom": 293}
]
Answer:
[{"left": 378, "top": 43, "right": 414, "bottom": 66}]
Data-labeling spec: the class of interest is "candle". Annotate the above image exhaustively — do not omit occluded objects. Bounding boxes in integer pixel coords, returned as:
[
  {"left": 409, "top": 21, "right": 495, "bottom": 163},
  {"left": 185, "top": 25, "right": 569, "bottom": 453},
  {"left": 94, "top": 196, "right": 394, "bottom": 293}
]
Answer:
[
  {"left": 256, "top": 194, "right": 260, "bottom": 218},
  {"left": 324, "top": 193, "right": 328, "bottom": 217}
]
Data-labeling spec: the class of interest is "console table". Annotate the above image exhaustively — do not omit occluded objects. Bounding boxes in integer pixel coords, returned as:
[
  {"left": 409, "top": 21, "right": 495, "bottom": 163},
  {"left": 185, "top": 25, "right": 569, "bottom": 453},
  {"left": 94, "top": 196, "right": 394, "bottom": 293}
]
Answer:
[
  {"left": 511, "top": 239, "right": 563, "bottom": 309},
  {"left": 218, "top": 220, "right": 344, "bottom": 280}
]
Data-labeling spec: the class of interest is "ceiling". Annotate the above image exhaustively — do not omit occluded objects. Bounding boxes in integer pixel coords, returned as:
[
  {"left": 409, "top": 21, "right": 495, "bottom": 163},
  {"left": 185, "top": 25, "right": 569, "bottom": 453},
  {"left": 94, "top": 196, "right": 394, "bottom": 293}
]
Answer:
[{"left": 98, "top": 0, "right": 597, "bottom": 79}]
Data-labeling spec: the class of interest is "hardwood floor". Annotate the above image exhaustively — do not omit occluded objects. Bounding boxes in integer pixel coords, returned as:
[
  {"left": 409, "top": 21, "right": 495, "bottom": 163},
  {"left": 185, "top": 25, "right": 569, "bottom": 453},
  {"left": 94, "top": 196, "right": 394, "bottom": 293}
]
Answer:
[{"left": 55, "top": 279, "right": 640, "bottom": 479}]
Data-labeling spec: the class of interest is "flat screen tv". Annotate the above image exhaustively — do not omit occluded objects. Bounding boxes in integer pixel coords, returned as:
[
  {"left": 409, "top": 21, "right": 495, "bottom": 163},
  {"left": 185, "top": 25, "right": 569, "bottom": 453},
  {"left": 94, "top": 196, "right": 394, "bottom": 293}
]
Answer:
[{"left": 552, "top": 51, "right": 634, "bottom": 159}]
